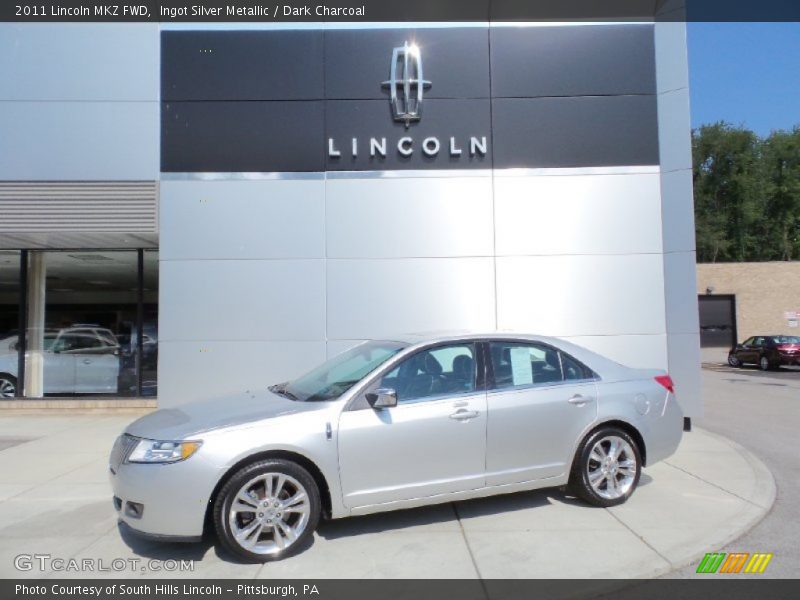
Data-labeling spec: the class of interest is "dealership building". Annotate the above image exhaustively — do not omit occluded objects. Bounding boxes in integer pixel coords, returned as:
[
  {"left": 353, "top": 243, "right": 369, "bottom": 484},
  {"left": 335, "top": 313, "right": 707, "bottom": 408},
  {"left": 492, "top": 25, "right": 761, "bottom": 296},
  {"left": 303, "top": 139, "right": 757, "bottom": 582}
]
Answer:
[{"left": 0, "top": 19, "right": 702, "bottom": 417}]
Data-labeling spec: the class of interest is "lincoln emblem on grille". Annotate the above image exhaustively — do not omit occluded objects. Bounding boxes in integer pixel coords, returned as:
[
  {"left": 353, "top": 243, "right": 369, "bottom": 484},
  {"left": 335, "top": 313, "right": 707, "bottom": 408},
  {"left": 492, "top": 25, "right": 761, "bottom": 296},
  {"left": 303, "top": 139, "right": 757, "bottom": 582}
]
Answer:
[{"left": 382, "top": 41, "right": 431, "bottom": 128}]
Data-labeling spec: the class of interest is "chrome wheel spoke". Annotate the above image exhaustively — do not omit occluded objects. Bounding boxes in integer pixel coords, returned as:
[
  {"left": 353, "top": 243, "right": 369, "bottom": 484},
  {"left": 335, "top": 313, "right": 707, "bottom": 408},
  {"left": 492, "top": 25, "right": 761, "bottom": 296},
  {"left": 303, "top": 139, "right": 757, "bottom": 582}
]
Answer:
[
  {"left": 607, "top": 438, "right": 620, "bottom": 460},
  {"left": 587, "top": 435, "right": 638, "bottom": 500},
  {"left": 0, "top": 380, "right": 13, "bottom": 398},
  {"left": 232, "top": 491, "right": 258, "bottom": 513},
  {"left": 229, "top": 471, "right": 310, "bottom": 555},
  {"left": 272, "top": 524, "right": 286, "bottom": 549},
  {"left": 589, "top": 470, "right": 605, "bottom": 489},
  {"left": 589, "top": 448, "right": 605, "bottom": 464},
  {"left": 235, "top": 519, "right": 263, "bottom": 547},
  {"left": 276, "top": 519, "right": 297, "bottom": 544},
  {"left": 282, "top": 491, "right": 308, "bottom": 510}
]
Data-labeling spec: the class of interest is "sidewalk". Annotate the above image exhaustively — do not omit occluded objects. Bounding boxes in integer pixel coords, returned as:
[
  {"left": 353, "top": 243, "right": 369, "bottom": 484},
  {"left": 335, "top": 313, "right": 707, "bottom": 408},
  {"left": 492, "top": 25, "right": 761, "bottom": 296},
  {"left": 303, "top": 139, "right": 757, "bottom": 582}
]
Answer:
[{"left": 0, "top": 413, "right": 775, "bottom": 579}]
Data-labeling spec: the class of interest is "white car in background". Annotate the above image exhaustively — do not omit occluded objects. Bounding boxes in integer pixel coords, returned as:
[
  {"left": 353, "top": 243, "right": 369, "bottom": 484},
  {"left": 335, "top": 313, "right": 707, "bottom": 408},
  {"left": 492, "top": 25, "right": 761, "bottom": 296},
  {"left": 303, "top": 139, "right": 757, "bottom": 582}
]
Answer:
[{"left": 0, "top": 327, "right": 120, "bottom": 398}]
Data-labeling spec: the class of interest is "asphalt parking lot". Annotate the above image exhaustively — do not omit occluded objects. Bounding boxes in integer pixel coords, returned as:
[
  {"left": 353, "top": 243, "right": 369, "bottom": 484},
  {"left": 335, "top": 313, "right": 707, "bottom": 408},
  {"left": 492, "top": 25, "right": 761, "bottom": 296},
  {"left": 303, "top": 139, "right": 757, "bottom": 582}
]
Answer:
[{"left": 666, "top": 351, "right": 800, "bottom": 578}]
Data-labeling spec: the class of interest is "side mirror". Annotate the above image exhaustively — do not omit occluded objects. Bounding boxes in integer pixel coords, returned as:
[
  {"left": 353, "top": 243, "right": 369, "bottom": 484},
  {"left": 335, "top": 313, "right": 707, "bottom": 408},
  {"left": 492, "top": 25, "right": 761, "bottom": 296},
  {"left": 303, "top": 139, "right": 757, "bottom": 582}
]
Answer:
[{"left": 366, "top": 387, "right": 397, "bottom": 408}]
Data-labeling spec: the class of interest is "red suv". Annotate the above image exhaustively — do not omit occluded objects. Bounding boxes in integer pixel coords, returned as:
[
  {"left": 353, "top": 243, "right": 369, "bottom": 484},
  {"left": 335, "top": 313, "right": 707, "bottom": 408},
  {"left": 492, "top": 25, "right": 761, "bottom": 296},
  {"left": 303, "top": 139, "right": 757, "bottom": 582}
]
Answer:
[{"left": 728, "top": 335, "right": 800, "bottom": 371}]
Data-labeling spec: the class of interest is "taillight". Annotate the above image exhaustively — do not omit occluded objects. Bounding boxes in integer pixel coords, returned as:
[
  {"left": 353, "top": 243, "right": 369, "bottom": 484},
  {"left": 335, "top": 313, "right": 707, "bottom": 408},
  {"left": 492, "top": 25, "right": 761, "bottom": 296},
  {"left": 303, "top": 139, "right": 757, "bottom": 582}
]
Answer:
[{"left": 655, "top": 375, "right": 675, "bottom": 394}]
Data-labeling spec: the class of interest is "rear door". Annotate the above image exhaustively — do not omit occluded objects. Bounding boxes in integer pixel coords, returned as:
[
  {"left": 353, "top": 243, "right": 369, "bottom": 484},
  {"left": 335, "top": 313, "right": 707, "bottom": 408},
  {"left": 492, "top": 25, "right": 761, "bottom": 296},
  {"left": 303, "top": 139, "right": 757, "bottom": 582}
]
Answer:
[{"left": 484, "top": 340, "right": 598, "bottom": 486}]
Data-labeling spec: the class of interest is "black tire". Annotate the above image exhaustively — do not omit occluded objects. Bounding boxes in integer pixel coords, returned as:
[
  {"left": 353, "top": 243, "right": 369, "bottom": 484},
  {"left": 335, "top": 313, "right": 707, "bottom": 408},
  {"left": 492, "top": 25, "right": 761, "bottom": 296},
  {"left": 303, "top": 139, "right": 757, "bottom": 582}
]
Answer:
[
  {"left": 727, "top": 354, "right": 741, "bottom": 368},
  {"left": 214, "top": 459, "right": 321, "bottom": 563},
  {"left": 568, "top": 426, "right": 642, "bottom": 508},
  {"left": 759, "top": 355, "right": 773, "bottom": 371},
  {"left": 0, "top": 373, "right": 16, "bottom": 399}
]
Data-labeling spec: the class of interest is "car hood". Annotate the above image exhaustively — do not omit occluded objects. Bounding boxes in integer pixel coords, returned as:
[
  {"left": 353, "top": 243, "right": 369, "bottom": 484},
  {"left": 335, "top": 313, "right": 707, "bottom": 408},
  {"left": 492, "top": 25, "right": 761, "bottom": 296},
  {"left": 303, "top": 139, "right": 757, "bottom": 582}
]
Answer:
[{"left": 124, "top": 389, "right": 330, "bottom": 440}]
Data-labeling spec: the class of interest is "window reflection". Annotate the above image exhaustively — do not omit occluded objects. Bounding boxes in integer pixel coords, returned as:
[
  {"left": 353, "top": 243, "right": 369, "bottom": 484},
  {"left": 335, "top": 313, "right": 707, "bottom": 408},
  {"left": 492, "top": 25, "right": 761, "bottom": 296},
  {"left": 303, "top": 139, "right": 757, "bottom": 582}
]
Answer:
[
  {"left": 12, "top": 250, "right": 159, "bottom": 398},
  {"left": 0, "top": 251, "right": 21, "bottom": 398}
]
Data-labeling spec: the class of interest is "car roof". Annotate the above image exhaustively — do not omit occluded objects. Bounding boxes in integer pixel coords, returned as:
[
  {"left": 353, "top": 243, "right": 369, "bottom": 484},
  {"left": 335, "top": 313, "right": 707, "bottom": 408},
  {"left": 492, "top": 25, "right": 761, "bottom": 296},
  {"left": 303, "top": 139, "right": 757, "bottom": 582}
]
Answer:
[{"left": 382, "top": 330, "right": 572, "bottom": 345}]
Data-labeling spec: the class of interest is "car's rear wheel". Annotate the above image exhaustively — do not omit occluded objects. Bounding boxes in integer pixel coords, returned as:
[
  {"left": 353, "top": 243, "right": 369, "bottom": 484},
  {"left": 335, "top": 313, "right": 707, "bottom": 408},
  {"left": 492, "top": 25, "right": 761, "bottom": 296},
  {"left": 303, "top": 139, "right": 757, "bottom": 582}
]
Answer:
[
  {"left": 727, "top": 354, "right": 741, "bottom": 367},
  {"left": 214, "top": 459, "right": 321, "bottom": 563},
  {"left": 759, "top": 355, "right": 773, "bottom": 371},
  {"left": 0, "top": 374, "right": 16, "bottom": 399},
  {"left": 569, "top": 426, "right": 641, "bottom": 507}
]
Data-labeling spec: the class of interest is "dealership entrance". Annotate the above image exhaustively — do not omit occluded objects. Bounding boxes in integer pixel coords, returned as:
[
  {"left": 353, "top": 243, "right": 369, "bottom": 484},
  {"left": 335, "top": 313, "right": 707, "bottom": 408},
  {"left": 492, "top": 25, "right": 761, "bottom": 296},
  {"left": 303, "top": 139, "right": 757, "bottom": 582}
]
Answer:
[{"left": 0, "top": 250, "right": 158, "bottom": 398}]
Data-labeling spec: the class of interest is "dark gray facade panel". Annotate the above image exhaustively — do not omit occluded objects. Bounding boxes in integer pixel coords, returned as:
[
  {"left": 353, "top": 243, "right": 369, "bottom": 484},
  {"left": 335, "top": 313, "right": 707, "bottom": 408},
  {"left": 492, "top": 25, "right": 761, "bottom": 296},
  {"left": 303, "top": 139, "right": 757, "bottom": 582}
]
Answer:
[
  {"left": 324, "top": 28, "right": 490, "bottom": 100},
  {"left": 491, "top": 96, "right": 659, "bottom": 168},
  {"left": 161, "top": 30, "right": 324, "bottom": 101},
  {"left": 325, "top": 99, "right": 492, "bottom": 171},
  {"left": 161, "top": 102, "right": 324, "bottom": 172},
  {"left": 490, "top": 25, "right": 656, "bottom": 98}
]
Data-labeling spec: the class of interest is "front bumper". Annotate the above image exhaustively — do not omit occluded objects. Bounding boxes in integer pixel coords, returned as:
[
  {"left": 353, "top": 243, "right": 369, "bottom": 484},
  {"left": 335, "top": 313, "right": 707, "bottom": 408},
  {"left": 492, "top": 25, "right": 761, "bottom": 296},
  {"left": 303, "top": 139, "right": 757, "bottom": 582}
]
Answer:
[
  {"left": 777, "top": 354, "right": 800, "bottom": 366},
  {"left": 109, "top": 455, "right": 223, "bottom": 539}
]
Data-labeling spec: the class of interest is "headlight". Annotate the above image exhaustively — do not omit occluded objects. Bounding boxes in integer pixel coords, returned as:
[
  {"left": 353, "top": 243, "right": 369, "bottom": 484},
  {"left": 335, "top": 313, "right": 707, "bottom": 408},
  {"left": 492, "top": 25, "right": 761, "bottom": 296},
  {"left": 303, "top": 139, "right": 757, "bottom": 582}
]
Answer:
[{"left": 126, "top": 438, "right": 202, "bottom": 464}]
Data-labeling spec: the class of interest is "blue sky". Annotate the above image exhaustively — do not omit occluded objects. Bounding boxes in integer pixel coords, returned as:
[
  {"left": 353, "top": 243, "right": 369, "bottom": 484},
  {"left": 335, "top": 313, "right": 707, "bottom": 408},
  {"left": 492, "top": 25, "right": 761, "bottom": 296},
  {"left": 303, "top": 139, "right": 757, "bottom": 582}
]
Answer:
[{"left": 688, "top": 23, "right": 800, "bottom": 135}]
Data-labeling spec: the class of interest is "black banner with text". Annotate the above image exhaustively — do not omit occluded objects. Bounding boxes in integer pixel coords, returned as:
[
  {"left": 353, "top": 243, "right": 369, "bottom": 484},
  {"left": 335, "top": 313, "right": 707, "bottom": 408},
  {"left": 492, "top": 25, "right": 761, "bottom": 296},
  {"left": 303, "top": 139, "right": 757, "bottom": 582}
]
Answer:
[{"left": 2, "top": 1, "right": 800, "bottom": 22}]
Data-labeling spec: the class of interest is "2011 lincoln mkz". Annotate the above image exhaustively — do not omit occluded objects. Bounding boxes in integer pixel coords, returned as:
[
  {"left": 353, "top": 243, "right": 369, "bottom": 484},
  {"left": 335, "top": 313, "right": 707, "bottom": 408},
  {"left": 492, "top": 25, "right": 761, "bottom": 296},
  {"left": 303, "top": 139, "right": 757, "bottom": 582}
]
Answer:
[{"left": 109, "top": 333, "right": 683, "bottom": 562}]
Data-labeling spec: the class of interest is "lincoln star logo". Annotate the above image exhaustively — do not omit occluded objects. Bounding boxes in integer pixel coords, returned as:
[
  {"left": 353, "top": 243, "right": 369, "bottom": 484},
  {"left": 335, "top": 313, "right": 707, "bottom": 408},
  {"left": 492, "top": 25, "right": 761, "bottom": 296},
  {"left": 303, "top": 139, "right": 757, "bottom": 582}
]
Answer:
[{"left": 382, "top": 41, "right": 431, "bottom": 128}]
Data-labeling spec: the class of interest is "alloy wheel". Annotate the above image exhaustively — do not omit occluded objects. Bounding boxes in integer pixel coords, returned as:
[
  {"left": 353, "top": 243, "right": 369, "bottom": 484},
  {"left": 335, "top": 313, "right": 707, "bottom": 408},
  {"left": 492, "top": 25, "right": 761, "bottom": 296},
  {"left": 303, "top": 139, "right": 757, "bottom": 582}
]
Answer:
[
  {"left": 727, "top": 355, "right": 740, "bottom": 367},
  {"left": 586, "top": 435, "right": 638, "bottom": 500},
  {"left": 227, "top": 472, "right": 311, "bottom": 555},
  {"left": 760, "top": 356, "right": 770, "bottom": 371},
  {"left": 0, "top": 378, "right": 15, "bottom": 399}
]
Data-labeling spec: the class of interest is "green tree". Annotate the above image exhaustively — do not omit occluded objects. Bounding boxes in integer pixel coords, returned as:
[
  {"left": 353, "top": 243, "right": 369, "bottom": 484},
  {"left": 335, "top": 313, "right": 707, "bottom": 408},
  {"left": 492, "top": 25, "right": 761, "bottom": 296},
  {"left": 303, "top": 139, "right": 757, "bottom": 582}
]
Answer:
[
  {"left": 759, "top": 128, "right": 800, "bottom": 261},
  {"left": 693, "top": 123, "right": 764, "bottom": 262}
]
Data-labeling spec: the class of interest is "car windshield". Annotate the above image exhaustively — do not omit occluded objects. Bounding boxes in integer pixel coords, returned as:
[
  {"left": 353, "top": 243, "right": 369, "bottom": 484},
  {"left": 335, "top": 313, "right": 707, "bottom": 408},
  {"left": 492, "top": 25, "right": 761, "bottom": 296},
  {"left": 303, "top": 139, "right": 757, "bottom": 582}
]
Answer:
[
  {"left": 275, "top": 341, "right": 407, "bottom": 402},
  {"left": 773, "top": 336, "right": 800, "bottom": 344}
]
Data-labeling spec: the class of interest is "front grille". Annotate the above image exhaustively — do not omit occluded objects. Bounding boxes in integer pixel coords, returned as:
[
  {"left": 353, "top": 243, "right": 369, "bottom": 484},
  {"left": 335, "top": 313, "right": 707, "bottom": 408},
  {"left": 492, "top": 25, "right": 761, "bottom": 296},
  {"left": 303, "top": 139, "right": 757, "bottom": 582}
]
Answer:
[{"left": 109, "top": 434, "right": 138, "bottom": 471}]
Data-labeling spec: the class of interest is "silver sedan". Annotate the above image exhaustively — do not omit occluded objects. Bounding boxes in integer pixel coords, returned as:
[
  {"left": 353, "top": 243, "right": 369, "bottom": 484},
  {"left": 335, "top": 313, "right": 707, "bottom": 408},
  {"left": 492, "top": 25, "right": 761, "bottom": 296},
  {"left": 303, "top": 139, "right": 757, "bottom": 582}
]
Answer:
[{"left": 109, "top": 333, "right": 683, "bottom": 562}]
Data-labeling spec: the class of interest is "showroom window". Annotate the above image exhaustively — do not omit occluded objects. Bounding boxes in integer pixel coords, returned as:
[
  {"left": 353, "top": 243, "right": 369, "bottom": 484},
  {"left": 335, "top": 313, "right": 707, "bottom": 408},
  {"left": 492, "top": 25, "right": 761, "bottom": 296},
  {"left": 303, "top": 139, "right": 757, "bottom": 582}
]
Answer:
[
  {"left": 0, "top": 251, "right": 21, "bottom": 398},
  {"left": 1, "top": 249, "right": 158, "bottom": 399}
]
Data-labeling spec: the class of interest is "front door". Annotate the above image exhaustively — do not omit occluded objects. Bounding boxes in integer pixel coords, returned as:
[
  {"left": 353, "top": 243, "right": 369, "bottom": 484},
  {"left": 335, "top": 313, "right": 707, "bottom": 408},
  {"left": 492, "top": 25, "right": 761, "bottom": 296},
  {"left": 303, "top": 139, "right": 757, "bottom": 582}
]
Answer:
[
  {"left": 484, "top": 340, "right": 599, "bottom": 486},
  {"left": 338, "top": 342, "right": 486, "bottom": 508},
  {"left": 66, "top": 332, "right": 120, "bottom": 393}
]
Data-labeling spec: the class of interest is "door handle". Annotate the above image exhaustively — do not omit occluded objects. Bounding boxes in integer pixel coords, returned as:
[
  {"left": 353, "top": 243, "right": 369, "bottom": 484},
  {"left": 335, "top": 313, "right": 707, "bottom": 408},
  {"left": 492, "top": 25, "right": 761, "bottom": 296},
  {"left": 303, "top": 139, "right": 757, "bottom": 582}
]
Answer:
[
  {"left": 449, "top": 409, "right": 479, "bottom": 421},
  {"left": 82, "top": 359, "right": 92, "bottom": 365},
  {"left": 568, "top": 394, "right": 593, "bottom": 406}
]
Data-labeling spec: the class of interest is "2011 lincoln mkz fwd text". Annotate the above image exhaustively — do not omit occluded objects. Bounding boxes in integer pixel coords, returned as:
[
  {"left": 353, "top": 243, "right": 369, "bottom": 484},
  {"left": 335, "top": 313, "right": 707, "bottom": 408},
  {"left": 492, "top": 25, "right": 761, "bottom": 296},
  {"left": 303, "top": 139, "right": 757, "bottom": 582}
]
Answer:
[{"left": 109, "top": 333, "right": 683, "bottom": 562}]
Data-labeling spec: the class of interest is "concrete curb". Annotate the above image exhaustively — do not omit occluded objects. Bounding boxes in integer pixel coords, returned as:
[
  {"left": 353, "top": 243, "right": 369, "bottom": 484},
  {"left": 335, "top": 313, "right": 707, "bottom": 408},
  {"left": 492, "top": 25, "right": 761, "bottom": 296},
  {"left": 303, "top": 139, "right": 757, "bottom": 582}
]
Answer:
[
  {"left": 656, "top": 427, "right": 777, "bottom": 575},
  {"left": 578, "top": 426, "right": 776, "bottom": 587}
]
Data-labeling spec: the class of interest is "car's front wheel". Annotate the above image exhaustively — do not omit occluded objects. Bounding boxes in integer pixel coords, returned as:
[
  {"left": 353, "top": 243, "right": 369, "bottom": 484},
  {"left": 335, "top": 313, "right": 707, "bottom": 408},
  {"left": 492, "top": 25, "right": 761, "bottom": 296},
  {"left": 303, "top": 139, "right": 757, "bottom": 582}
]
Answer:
[
  {"left": 569, "top": 426, "right": 642, "bottom": 507},
  {"left": 0, "top": 374, "right": 16, "bottom": 399},
  {"left": 727, "top": 354, "right": 741, "bottom": 367},
  {"left": 214, "top": 459, "right": 321, "bottom": 563}
]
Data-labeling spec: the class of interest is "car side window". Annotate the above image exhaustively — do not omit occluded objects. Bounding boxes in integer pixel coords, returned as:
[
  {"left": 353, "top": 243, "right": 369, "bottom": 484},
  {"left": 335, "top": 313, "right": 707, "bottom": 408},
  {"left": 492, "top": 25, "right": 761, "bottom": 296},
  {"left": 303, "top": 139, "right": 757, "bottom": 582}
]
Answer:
[
  {"left": 489, "top": 342, "right": 563, "bottom": 390},
  {"left": 752, "top": 337, "right": 764, "bottom": 347},
  {"left": 561, "top": 351, "right": 592, "bottom": 381},
  {"left": 743, "top": 337, "right": 755, "bottom": 346},
  {"left": 57, "top": 333, "right": 106, "bottom": 353},
  {"left": 379, "top": 344, "right": 476, "bottom": 403}
]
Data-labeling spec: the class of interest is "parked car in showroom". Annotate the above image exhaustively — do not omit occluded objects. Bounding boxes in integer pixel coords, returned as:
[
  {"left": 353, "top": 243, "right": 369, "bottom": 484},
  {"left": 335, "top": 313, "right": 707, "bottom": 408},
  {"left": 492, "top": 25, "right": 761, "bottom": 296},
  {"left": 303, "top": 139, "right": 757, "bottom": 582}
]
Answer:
[
  {"left": 109, "top": 333, "right": 683, "bottom": 563},
  {"left": 728, "top": 335, "right": 800, "bottom": 370},
  {"left": 0, "top": 326, "right": 120, "bottom": 397}
]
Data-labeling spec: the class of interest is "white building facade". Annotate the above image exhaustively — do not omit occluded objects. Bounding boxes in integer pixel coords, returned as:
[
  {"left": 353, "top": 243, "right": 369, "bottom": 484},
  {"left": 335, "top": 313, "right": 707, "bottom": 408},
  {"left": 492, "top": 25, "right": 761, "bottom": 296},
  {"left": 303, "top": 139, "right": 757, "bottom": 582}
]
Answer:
[{"left": 0, "top": 20, "right": 701, "bottom": 417}]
